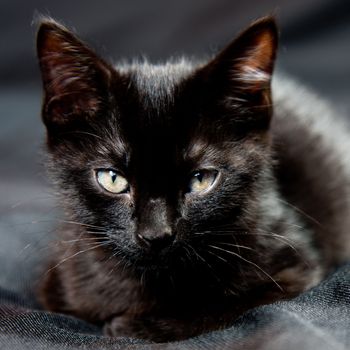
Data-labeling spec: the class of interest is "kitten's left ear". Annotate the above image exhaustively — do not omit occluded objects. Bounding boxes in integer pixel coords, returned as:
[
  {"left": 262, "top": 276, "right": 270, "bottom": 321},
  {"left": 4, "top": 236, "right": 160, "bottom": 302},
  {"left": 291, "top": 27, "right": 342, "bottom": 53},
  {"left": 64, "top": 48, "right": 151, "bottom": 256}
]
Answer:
[
  {"left": 37, "top": 18, "right": 114, "bottom": 131},
  {"left": 198, "top": 16, "right": 278, "bottom": 118}
]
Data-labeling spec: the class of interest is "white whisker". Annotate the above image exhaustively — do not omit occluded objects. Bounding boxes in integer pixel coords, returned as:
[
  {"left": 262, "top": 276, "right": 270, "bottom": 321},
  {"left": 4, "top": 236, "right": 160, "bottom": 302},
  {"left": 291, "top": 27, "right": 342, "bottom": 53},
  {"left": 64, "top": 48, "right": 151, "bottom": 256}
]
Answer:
[
  {"left": 215, "top": 242, "right": 254, "bottom": 251},
  {"left": 58, "top": 219, "right": 106, "bottom": 230},
  {"left": 276, "top": 198, "right": 322, "bottom": 227},
  {"left": 208, "top": 244, "right": 283, "bottom": 291},
  {"left": 45, "top": 241, "right": 111, "bottom": 275}
]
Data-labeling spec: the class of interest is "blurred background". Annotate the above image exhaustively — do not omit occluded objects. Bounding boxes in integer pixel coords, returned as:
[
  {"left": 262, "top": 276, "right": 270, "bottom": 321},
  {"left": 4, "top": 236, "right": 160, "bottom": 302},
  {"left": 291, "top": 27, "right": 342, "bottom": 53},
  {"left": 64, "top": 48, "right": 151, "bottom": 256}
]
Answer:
[{"left": 0, "top": 0, "right": 349, "bottom": 297}]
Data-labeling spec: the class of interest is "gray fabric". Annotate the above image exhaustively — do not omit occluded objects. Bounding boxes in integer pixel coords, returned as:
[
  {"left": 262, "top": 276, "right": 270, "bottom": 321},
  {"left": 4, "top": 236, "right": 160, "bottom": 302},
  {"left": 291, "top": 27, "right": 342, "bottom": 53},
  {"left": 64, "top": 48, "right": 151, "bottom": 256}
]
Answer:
[
  {"left": 0, "top": 265, "right": 349, "bottom": 349},
  {"left": 1, "top": 0, "right": 350, "bottom": 349}
]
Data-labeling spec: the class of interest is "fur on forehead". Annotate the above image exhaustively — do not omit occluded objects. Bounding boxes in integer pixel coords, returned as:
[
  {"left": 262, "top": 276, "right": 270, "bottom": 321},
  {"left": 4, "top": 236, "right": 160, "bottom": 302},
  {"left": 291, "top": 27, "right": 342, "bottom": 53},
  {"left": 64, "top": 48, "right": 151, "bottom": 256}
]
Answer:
[{"left": 117, "top": 58, "right": 198, "bottom": 111}]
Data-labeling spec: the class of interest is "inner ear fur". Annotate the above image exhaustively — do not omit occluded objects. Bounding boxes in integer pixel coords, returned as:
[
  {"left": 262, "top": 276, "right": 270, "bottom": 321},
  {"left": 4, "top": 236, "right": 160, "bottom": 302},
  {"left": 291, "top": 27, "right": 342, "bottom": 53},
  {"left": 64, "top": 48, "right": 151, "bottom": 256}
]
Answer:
[{"left": 37, "top": 18, "right": 114, "bottom": 129}]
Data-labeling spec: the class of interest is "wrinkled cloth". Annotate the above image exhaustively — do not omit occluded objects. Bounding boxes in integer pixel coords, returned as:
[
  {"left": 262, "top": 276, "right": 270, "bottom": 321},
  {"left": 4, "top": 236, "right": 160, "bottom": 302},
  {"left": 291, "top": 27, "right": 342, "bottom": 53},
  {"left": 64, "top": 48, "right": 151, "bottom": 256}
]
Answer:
[{"left": 0, "top": 264, "right": 349, "bottom": 350}]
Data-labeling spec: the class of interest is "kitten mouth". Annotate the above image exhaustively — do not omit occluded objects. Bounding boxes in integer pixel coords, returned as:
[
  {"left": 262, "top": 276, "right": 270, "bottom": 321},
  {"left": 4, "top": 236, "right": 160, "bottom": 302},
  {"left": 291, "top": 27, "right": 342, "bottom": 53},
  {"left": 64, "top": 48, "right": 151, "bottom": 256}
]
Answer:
[{"left": 132, "top": 243, "right": 182, "bottom": 269}]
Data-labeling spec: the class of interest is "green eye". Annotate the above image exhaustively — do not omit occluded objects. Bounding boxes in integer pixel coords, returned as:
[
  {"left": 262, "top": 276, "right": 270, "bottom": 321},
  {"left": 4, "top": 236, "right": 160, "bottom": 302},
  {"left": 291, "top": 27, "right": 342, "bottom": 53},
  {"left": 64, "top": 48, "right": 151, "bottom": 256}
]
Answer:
[
  {"left": 188, "top": 170, "right": 218, "bottom": 194},
  {"left": 96, "top": 169, "right": 129, "bottom": 194}
]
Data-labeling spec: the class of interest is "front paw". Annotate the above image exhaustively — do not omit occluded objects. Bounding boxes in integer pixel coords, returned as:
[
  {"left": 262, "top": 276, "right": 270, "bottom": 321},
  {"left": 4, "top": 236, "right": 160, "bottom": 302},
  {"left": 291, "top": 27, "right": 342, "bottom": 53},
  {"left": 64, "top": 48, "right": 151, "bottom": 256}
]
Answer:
[
  {"left": 103, "top": 316, "right": 135, "bottom": 337},
  {"left": 103, "top": 315, "right": 196, "bottom": 342}
]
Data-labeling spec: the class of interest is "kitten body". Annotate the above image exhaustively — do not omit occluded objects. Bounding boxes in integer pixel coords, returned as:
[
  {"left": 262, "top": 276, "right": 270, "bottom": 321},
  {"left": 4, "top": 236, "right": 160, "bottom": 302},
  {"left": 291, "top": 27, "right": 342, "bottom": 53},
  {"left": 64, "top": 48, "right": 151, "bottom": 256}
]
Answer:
[{"left": 36, "top": 17, "right": 350, "bottom": 341}]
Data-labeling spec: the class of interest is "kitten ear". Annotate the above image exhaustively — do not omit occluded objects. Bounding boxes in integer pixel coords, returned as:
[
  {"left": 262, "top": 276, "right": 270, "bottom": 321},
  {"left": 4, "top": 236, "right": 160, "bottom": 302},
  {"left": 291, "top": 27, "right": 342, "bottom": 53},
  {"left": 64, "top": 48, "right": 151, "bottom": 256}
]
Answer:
[
  {"left": 37, "top": 19, "right": 113, "bottom": 130},
  {"left": 200, "top": 16, "right": 278, "bottom": 117},
  {"left": 224, "top": 16, "right": 278, "bottom": 93}
]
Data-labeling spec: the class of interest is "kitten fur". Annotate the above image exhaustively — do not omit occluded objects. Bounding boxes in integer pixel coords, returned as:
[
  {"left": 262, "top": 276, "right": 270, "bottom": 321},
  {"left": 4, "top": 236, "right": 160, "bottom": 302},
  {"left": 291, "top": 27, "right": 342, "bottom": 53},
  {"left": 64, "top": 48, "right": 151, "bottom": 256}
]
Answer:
[{"left": 36, "top": 16, "right": 350, "bottom": 341}]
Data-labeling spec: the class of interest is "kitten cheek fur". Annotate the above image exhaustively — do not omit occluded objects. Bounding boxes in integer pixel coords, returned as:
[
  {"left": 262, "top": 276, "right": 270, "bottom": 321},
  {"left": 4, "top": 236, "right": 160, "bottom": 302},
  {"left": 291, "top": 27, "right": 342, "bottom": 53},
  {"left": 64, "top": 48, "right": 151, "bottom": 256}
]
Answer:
[{"left": 36, "top": 16, "right": 325, "bottom": 341}]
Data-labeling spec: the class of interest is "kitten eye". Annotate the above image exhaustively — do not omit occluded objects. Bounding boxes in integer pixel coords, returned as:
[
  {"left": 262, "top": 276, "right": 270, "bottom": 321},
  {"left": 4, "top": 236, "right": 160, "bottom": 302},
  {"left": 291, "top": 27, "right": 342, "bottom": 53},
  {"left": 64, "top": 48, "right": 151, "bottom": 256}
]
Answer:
[
  {"left": 188, "top": 170, "right": 218, "bottom": 194},
  {"left": 96, "top": 169, "right": 129, "bottom": 194}
]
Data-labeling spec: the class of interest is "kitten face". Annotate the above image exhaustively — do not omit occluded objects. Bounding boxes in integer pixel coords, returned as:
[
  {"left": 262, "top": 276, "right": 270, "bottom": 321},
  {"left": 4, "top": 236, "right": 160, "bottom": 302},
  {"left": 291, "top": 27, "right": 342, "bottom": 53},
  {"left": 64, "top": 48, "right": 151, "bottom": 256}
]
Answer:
[{"left": 37, "top": 18, "right": 279, "bottom": 288}]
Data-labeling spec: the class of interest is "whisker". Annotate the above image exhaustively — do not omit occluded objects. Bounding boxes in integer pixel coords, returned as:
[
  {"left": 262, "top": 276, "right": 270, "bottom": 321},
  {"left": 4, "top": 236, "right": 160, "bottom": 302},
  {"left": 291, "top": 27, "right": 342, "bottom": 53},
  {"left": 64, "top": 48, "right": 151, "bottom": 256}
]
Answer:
[
  {"left": 86, "top": 230, "right": 109, "bottom": 235},
  {"left": 194, "top": 228, "right": 304, "bottom": 263},
  {"left": 106, "top": 250, "right": 125, "bottom": 277},
  {"left": 2, "top": 218, "right": 106, "bottom": 231},
  {"left": 206, "top": 249, "right": 229, "bottom": 264},
  {"left": 183, "top": 242, "right": 222, "bottom": 284},
  {"left": 208, "top": 244, "right": 283, "bottom": 291},
  {"left": 201, "top": 230, "right": 298, "bottom": 246},
  {"left": 207, "top": 230, "right": 306, "bottom": 265},
  {"left": 193, "top": 231, "right": 242, "bottom": 237},
  {"left": 45, "top": 241, "right": 111, "bottom": 275},
  {"left": 181, "top": 243, "right": 193, "bottom": 264},
  {"left": 214, "top": 242, "right": 254, "bottom": 251},
  {"left": 58, "top": 219, "right": 106, "bottom": 230},
  {"left": 62, "top": 130, "right": 104, "bottom": 140},
  {"left": 204, "top": 250, "right": 239, "bottom": 295},
  {"left": 60, "top": 237, "right": 108, "bottom": 244},
  {"left": 254, "top": 229, "right": 298, "bottom": 244},
  {"left": 254, "top": 229, "right": 310, "bottom": 267},
  {"left": 276, "top": 198, "right": 322, "bottom": 227}
]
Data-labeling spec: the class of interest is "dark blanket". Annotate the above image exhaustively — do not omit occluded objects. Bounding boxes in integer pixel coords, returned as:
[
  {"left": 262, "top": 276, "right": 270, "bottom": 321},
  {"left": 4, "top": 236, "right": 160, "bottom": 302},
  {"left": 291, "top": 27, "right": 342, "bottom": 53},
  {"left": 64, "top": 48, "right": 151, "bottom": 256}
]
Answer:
[{"left": 0, "top": 265, "right": 349, "bottom": 350}]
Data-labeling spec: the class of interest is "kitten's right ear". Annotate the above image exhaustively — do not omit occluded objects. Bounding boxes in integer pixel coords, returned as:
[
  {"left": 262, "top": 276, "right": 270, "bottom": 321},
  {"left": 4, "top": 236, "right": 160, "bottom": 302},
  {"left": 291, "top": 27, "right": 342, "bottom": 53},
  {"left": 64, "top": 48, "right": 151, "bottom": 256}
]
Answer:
[{"left": 37, "top": 18, "right": 114, "bottom": 131}]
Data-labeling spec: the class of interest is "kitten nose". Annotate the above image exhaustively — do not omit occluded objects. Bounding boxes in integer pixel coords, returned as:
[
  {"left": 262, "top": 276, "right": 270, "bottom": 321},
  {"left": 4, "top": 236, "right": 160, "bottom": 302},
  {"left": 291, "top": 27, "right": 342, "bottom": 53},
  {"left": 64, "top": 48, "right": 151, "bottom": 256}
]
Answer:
[
  {"left": 137, "top": 231, "right": 175, "bottom": 251},
  {"left": 136, "top": 197, "right": 174, "bottom": 251}
]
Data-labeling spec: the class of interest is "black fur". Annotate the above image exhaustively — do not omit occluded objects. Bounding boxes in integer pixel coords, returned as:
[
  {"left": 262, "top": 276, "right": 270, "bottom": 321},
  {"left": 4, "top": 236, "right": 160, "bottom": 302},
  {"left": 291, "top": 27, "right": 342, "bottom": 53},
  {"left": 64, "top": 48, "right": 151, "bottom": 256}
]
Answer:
[{"left": 36, "top": 17, "right": 349, "bottom": 341}]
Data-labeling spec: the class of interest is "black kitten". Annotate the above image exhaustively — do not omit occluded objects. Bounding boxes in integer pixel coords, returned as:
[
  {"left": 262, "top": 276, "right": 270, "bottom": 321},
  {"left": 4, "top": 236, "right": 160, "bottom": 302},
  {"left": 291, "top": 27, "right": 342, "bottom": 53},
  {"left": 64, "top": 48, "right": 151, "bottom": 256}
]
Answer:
[{"left": 36, "top": 16, "right": 350, "bottom": 341}]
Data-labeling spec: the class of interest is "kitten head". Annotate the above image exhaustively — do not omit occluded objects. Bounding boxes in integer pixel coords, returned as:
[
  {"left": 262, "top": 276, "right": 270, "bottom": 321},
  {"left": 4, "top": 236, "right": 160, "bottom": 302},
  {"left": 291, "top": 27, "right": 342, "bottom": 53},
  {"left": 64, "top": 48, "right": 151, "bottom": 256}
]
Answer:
[{"left": 37, "top": 17, "right": 281, "bottom": 292}]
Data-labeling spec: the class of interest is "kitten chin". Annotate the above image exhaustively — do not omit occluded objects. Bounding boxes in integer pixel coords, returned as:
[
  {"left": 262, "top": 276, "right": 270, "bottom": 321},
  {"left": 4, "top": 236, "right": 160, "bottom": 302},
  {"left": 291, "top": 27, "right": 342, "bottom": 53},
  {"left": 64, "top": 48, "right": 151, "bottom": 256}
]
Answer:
[{"left": 35, "top": 16, "right": 350, "bottom": 342}]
